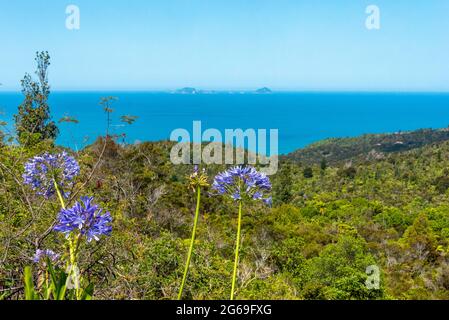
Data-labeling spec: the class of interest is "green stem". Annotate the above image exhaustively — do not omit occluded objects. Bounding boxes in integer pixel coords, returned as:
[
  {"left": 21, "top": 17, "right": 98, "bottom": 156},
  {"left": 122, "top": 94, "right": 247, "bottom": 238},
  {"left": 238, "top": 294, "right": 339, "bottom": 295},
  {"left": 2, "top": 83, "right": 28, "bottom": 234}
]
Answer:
[
  {"left": 53, "top": 179, "right": 80, "bottom": 300},
  {"left": 53, "top": 180, "right": 66, "bottom": 210},
  {"left": 178, "top": 186, "right": 201, "bottom": 300},
  {"left": 69, "top": 234, "right": 81, "bottom": 300},
  {"left": 231, "top": 200, "right": 243, "bottom": 300}
]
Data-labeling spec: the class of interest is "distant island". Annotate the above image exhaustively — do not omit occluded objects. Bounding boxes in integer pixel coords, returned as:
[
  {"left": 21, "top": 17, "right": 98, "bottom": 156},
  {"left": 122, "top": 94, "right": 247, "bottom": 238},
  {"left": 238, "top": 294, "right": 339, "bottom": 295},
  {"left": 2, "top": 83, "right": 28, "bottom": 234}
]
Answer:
[
  {"left": 176, "top": 87, "right": 198, "bottom": 94},
  {"left": 174, "top": 87, "right": 273, "bottom": 94},
  {"left": 255, "top": 87, "right": 272, "bottom": 94}
]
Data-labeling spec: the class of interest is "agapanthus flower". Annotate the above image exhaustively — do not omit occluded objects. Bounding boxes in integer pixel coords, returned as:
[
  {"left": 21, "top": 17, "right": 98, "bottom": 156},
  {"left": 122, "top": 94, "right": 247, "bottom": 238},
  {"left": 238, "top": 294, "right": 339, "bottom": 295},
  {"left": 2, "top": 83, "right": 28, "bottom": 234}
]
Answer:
[
  {"left": 23, "top": 151, "right": 80, "bottom": 198},
  {"left": 188, "top": 165, "right": 209, "bottom": 192},
  {"left": 212, "top": 166, "right": 271, "bottom": 204},
  {"left": 212, "top": 166, "right": 272, "bottom": 300},
  {"left": 32, "top": 249, "right": 60, "bottom": 264},
  {"left": 54, "top": 196, "right": 112, "bottom": 242}
]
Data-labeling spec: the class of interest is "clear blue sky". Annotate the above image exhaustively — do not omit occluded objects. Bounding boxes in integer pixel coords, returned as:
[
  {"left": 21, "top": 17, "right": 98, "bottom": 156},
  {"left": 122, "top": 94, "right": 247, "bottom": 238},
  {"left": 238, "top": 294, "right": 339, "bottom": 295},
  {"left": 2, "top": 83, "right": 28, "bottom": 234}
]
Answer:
[{"left": 1, "top": 0, "right": 448, "bottom": 91}]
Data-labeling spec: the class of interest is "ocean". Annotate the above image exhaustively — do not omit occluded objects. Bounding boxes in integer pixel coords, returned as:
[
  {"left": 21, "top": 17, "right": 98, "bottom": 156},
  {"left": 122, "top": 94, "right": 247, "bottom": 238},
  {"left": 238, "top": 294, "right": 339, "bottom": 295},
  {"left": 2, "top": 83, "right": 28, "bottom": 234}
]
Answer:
[{"left": 1, "top": 92, "right": 449, "bottom": 154}]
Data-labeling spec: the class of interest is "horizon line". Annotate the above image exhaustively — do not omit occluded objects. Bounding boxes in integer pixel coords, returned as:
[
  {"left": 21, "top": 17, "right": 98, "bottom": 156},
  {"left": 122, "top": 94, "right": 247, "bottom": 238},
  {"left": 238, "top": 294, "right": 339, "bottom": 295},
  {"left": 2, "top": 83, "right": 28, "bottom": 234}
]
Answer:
[{"left": 1, "top": 89, "right": 449, "bottom": 94}]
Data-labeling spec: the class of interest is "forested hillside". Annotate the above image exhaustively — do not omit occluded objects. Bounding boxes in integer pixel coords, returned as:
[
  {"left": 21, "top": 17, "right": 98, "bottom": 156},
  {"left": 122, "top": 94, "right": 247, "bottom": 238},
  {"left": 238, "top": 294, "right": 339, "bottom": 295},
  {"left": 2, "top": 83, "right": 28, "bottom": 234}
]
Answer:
[
  {"left": 285, "top": 127, "right": 449, "bottom": 165},
  {"left": 2, "top": 129, "right": 449, "bottom": 299}
]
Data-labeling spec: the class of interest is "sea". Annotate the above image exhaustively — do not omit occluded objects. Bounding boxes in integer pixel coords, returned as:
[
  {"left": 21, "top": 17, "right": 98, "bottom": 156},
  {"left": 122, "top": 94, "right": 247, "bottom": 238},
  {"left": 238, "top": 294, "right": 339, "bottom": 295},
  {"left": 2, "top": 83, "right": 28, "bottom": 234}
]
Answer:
[{"left": 1, "top": 91, "right": 449, "bottom": 155}]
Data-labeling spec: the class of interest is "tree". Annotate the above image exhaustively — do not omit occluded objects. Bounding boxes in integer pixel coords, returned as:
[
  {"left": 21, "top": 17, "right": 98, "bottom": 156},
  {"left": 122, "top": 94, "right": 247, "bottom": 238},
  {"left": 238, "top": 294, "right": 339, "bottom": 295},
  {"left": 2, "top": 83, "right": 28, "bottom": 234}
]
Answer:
[
  {"left": 99, "top": 97, "right": 138, "bottom": 143},
  {"left": 0, "top": 119, "right": 6, "bottom": 145},
  {"left": 303, "top": 236, "right": 384, "bottom": 300},
  {"left": 320, "top": 158, "right": 327, "bottom": 171},
  {"left": 99, "top": 96, "right": 118, "bottom": 136},
  {"left": 273, "top": 162, "right": 293, "bottom": 205},
  {"left": 303, "top": 167, "right": 313, "bottom": 179},
  {"left": 400, "top": 213, "right": 438, "bottom": 262},
  {"left": 434, "top": 175, "right": 449, "bottom": 194},
  {"left": 14, "top": 51, "right": 58, "bottom": 145},
  {"left": 59, "top": 115, "right": 79, "bottom": 124},
  {"left": 120, "top": 115, "right": 139, "bottom": 125},
  {"left": 338, "top": 167, "right": 357, "bottom": 179}
]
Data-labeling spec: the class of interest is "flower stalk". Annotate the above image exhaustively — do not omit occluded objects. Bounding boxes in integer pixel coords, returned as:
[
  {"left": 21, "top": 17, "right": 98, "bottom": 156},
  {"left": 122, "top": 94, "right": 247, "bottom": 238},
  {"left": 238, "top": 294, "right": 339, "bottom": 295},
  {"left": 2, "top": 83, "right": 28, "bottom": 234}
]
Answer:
[
  {"left": 68, "top": 234, "right": 81, "bottom": 300},
  {"left": 53, "top": 179, "right": 80, "bottom": 300},
  {"left": 23, "top": 152, "right": 111, "bottom": 300},
  {"left": 230, "top": 200, "right": 243, "bottom": 300},
  {"left": 211, "top": 166, "right": 272, "bottom": 300},
  {"left": 178, "top": 186, "right": 201, "bottom": 300},
  {"left": 53, "top": 180, "right": 66, "bottom": 209}
]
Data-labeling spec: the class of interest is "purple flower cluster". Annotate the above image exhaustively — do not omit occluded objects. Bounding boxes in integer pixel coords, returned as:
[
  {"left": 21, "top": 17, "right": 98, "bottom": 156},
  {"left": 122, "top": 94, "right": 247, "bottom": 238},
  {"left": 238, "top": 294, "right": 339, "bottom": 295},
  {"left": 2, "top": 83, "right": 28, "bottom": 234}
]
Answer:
[
  {"left": 212, "top": 166, "right": 272, "bottom": 205},
  {"left": 54, "top": 196, "right": 112, "bottom": 242},
  {"left": 32, "top": 249, "right": 59, "bottom": 264},
  {"left": 23, "top": 152, "right": 80, "bottom": 198}
]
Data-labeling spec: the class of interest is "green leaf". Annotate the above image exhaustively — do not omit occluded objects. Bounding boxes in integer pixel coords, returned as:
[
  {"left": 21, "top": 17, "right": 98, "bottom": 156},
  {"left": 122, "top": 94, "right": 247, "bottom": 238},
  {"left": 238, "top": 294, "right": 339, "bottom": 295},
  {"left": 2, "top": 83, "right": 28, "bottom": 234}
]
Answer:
[
  {"left": 80, "top": 283, "right": 94, "bottom": 300},
  {"left": 23, "top": 266, "right": 37, "bottom": 300},
  {"left": 57, "top": 271, "right": 68, "bottom": 300},
  {"left": 46, "top": 258, "right": 67, "bottom": 300}
]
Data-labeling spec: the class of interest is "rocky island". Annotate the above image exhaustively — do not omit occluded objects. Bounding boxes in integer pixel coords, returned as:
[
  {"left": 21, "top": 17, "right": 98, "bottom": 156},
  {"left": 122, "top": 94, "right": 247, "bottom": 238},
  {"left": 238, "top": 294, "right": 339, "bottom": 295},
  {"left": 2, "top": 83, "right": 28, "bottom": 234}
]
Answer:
[
  {"left": 255, "top": 87, "right": 272, "bottom": 94},
  {"left": 176, "top": 87, "right": 198, "bottom": 94}
]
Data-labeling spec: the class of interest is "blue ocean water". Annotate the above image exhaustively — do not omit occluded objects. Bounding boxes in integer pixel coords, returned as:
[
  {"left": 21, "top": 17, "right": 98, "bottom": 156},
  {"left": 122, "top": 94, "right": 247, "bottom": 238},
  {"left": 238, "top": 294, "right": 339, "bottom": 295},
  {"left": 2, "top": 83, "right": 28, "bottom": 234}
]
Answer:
[{"left": 1, "top": 92, "right": 449, "bottom": 154}]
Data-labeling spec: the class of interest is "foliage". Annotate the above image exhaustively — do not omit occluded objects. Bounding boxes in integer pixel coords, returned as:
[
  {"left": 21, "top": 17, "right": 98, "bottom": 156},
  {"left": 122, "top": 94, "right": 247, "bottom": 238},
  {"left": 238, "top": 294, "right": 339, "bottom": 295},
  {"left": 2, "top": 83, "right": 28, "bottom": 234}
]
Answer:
[
  {"left": 4, "top": 130, "right": 449, "bottom": 299},
  {"left": 14, "top": 51, "right": 58, "bottom": 146},
  {"left": 285, "top": 127, "right": 449, "bottom": 166},
  {"left": 3, "top": 56, "right": 449, "bottom": 299}
]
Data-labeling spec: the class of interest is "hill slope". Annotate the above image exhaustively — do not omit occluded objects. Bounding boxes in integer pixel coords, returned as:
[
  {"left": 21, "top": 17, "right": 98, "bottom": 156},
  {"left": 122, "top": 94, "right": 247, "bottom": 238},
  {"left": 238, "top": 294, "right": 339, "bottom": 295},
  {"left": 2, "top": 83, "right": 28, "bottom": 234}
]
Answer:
[{"left": 284, "top": 127, "right": 449, "bottom": 165}]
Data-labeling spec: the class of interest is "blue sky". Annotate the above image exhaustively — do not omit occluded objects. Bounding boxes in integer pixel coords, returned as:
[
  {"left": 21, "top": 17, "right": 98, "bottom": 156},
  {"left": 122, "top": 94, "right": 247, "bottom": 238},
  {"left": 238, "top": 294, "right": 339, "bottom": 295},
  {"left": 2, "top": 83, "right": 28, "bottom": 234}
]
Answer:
[{"left": 0, "top": 0, "right": 448, "bottom": 91}]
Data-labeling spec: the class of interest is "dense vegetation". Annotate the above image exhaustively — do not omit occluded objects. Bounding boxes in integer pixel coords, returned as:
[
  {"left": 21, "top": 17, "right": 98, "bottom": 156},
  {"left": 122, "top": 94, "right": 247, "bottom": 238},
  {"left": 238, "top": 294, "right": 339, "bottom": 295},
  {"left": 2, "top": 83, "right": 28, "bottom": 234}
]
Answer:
[
  {"left": 2, "top": 128, "right": 449, "bottom": 299},
  {"left": 1, "top": 52, "right": 449, "bottom": 300},
  {"left": 285, "top": 127, "right": 449, "bottom": 165}
]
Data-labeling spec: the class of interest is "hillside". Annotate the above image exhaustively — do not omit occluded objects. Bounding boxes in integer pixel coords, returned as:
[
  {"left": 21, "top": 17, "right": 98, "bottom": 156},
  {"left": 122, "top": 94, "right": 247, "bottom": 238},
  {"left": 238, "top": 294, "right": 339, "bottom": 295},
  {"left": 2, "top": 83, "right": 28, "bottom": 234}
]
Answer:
[
  {"left": 3, "top": 131, "right": 449, "bottom": 300},
  {"left": 284, "top": 127, "right": 449, "bottom": 165}
]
